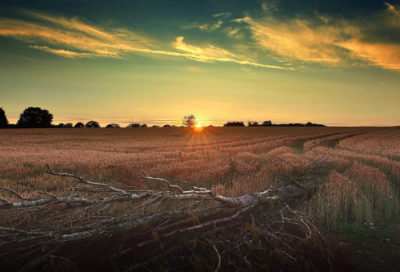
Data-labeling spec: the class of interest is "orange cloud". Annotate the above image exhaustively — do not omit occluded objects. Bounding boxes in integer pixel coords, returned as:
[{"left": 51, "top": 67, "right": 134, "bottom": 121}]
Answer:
[
  {"left": 173, "top": 36, "right": 235, "bottom": 58},
  {"left": 0, "top": 10, "right": 291, "bottom": 70},
  {"left": 29, "top": 45, "right": 95, "bottom": 58},
  {"left": 236, "top": 4, "right": 400, "bottom": 71},
  {"left": 239, "top": 16, "right": 355, "bottom": 64},
  {"left": 171, "top": 36, "right": 294, "bottom": 69},
  {"left": 339, "top": 41, "right": 400, "bottom": 70},
  {"left": 0, "top": 17, "right": 144, "bottom": 58}
]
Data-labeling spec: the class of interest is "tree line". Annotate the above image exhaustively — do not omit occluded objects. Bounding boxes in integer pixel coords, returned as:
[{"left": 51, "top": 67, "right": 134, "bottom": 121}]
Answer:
[
  {"left": 224, "top": 120, "right": 325, "bottom": 127},
  {"left": 0, "top": 107, "right": 325, "bottom": 129}
]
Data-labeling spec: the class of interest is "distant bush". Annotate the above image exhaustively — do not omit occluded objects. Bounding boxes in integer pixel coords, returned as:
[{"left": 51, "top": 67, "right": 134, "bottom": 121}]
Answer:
[
  {"left": 224, "top": 121, "right": 245, "bottom": 127},
  {"left": 106, "top": 123, "right": 120, "bottom": 128},
  {"left": 74, "top": 122, "right": 84, "bottom": 128},
  {"left": 261, "top": 121, "right": 272, "bottom": 126},
  {"left": 85, "top": 121, "right": 100, "bottom": 128},
  {"left": 126, "top": 123, "right": 140, "bottom": 128}
]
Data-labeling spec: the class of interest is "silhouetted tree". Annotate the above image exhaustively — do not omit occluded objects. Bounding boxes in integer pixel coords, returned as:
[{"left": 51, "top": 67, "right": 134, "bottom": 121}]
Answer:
[
  {"left": 224, "top": 121, "right": 245, "bottom": 127},
  {"left": 248, "top": 121, "right": 259, "bottom": 126},
  {"left": 126, "top": 123, "right": 140, "bottom": 128},
  {"left": 17, "top": 107, "right": 53, "bottom": 128},
  {"left": 163, "top": 124, "right": 171, "bottom": 127},
  {"left": 261, "top": 121, "right": 272, "bottom": 126},
  {"left": 58, "top": 123, "right": 65, "bottom": 128},
  {"left": 65, "top": 123, "right": 73, "bottom": 128},
  {"left": 305, "top": 122, "right": 325, "bottom": 127},
  {"left": 141, "top": 124, "right": 148, "bottom": 128},
  {"left": 106, "top": 123, "right": 120, "bottom": 128},
  {"left": 74, "top": 122, "right": 84, "bottom": 128},
  {"left": 182, "top": 115, "right": 197, "bottom": 127},
  {"left": 85, "top": 121, "right": 100, "bottom": 128},
  {"left": 0, "top": 107, "right": 8, "bottom": 128}
]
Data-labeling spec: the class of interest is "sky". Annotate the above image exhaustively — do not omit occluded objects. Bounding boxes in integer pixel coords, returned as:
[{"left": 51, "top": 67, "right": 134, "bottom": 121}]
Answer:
[{"left": 1, "top": 0, "right": 400, "bottom": 127}]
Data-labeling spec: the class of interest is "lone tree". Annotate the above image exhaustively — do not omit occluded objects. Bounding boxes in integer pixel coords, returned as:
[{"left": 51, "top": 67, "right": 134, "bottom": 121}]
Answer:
[
  {"left": 17, "top": 107, "right": 53, "bottom": 128},
  {"left": 182, "top": 115, "right": 197, "bottom": 127},
  {"left": 85, "top": 121, "right": 100, "bottom": 128},
  {"left": 0, "top": 107, "right": 8, "bottom": 128}
]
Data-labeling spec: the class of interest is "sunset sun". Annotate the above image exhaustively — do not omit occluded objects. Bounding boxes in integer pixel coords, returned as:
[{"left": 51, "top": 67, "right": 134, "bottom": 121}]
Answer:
[{"left": 194, "top": 123, "right": 203, "bottom": 131}]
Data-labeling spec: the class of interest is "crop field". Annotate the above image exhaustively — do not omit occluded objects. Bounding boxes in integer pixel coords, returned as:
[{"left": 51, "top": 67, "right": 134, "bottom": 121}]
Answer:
[{"left": 1, "top": 126, "right": 400, "bottom": 271}]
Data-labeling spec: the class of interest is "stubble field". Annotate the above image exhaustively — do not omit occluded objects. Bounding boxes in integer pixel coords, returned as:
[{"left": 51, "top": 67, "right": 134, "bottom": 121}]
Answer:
[{"left": 1, "top": 126, "right": 400, "bottom": 271}]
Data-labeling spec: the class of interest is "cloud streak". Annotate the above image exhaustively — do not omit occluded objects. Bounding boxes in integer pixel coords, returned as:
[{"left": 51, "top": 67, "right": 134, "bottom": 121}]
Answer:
[
  {"left": 182, "top": 20, "right": 223, "bottom": 31},
  {"left": 29, "top": 45, "right": 95, "bottom": 58},
  {"left": 236, "top": 16, "right": 356, "bottom": 64},
  {"left": 0, "top": 10, "right": 289, "bottom": 70}
]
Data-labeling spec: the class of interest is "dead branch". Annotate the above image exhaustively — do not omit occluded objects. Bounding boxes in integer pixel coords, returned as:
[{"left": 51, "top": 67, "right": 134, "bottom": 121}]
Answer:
[
  {"left": 209, "top": 240, "right": 221, "bottom": 272},
  {"left": 0, "top": 186, "right": 32, "bottom": 200},
  {"left": 0, "top": 157, "right": 345, "bottom": 271}
]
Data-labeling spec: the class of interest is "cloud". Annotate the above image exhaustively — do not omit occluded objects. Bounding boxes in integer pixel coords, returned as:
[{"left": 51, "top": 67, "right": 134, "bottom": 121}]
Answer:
[
  {"left": 29, "top": 45, "right": 95, "bottom": 58},
  {"left": 173, "top": 36, "right": 235, "bottom": 58},
  {"left": 261, "top": 2, "right": 278, "bottom": 13},
  {"left": 182, "top": 20, "right": 223, "bottom": 31},
  {"left": 223, "top": 27, "right": 243, "bottom": 38},
  {"left": 236, "top": 3, "right": 400, "bottom": 71},
  {"left": 213, "top": 12, "right": 231, "bottom": 18},
  {"left": 238, "top": 16, "right": 354, "bottom": 64},
  {"left": 172, "top": 36, "right": 294, "bottom": 69},
  {"left": 0, "top": 13, "right": 149, "bottom": 58},
  {"left": 0, "top": 10, "right": 292, "bottom": 70},
  {"left": 338, "top": 40, "right": 400, "bottom": 70},
  {"left": 385, "top": 2, "right": 400, "bottom": 18}
]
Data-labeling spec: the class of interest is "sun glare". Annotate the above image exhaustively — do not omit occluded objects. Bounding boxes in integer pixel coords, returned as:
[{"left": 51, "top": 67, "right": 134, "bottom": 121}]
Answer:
[{"left": 194, "top": 123, "right": 204, "bottom": 132}]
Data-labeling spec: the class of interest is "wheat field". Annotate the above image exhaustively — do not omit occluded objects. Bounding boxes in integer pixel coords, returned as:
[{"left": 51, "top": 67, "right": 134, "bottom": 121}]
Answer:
[{"left": 1, "top": 126, "right": 399, "bottom": 230}]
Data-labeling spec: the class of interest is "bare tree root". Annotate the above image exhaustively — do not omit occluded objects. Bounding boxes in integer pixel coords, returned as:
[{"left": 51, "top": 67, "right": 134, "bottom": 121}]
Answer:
[{"left": 0, "top": 157, "right": 354, "bottom": 271}]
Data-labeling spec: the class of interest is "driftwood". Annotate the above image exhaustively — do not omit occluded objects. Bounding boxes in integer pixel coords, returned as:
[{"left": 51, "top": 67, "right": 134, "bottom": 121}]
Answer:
[{"left": 0, "top": 157, "right": 353, "bottom": 271}]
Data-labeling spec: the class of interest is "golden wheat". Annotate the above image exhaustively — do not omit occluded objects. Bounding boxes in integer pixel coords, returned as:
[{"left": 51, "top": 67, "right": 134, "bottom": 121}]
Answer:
[{"left": 1, "top": 126, "right": 398, "bottom": 230}]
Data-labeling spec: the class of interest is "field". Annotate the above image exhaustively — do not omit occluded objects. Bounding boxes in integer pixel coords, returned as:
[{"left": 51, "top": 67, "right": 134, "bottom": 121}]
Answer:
[{"left": 1, "top": 127, "right": 400, "bottom": 271}]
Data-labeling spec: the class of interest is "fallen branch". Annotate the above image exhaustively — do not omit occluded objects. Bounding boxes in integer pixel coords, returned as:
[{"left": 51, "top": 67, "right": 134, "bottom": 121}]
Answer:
[{"left": 0, "top": 157, "right": 346, "bottom": 271}]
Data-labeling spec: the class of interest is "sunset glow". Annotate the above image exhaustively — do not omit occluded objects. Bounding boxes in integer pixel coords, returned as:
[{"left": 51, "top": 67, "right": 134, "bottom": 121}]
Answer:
[
  {"left": 194, "top": 124, "right": 204, "bottom": 132},
  {"left": 0, "top": 1, "right": 399, "bottom": 126}
]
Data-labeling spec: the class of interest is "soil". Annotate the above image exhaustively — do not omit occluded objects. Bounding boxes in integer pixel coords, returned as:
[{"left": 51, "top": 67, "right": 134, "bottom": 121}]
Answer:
[{"left": 342, "top": 222, "right": 400, "bottom": 272}]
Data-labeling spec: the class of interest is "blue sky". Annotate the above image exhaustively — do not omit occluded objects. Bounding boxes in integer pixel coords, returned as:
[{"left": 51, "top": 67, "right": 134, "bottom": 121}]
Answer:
[{"left": 1, "top": 0, "right": 400, "bottom": 126}]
